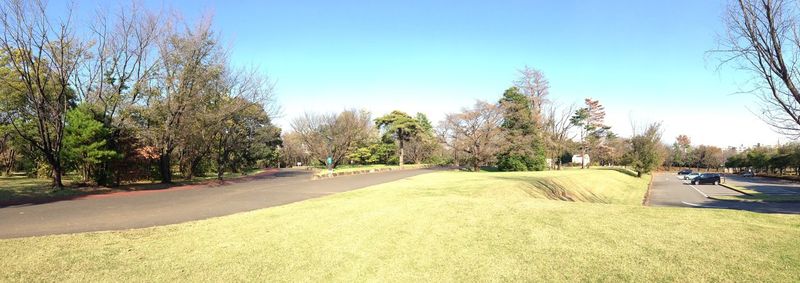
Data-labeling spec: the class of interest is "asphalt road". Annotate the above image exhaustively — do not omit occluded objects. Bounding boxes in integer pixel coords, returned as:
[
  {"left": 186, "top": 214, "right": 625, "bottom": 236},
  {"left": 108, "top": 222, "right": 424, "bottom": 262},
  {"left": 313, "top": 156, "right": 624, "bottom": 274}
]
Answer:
[
  {"left": 725, "top": 175, "right": 800, "bottom": 195},
  {"left": 648, "top": 172, "right": 800, "bottom": 214},
  {"left": 0, "top": 168, "right": 439, "bottom": 239}
]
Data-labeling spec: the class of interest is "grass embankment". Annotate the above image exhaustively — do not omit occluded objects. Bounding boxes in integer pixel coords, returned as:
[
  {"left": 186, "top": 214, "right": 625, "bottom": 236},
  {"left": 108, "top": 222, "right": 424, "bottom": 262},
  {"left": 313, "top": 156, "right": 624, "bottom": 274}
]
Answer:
[
  {"left": 0, "top": 169, "right": 266, "bottom": 205},
  {"left": 714, "top": 183, "right": 800, "bottom": 203},
  {"left": 2, "top": 169, "right": 799, "bottom": 281},
  {"left": 314, "top": 164, "right": 432, "bottom": 177}
]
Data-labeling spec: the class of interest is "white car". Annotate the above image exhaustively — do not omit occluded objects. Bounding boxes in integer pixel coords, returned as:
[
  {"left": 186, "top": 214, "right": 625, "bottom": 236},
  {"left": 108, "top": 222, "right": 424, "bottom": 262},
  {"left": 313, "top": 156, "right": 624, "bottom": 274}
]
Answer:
[{"left": 684, "top": 172, "right": 701, "bottom": 180}]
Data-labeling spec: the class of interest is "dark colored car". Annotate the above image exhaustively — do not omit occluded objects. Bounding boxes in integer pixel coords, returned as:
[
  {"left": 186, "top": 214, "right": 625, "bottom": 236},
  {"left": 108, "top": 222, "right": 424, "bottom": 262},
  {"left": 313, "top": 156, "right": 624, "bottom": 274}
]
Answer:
[
  {"left": 677, "top": 169, "right": 692, "bottom": 175},
  {"left": 691, "top": 173, "right": 721, "bottom": 185}
]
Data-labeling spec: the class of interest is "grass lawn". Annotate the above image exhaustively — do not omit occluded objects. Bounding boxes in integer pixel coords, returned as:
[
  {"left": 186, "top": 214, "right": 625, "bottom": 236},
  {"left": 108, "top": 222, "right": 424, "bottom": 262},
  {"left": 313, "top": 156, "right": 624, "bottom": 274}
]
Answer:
[
  {"left": 1, "top": 169, "right": 799, "bottom": 281},
  {"left": 0, "top": 175, "right": 105, "bottom": 204}
]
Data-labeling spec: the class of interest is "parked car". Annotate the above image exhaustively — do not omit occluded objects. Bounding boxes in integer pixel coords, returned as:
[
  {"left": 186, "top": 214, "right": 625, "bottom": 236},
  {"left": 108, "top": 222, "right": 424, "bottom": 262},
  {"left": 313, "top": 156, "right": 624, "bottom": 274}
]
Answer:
[
  {"left": 677, "top": 169, "right": 692, "bottom": 179},
  {"left": 691, "top": 173, "right": 722, "bottom": 185},
  {"left": 741, "top": 171, "right": 755, "bottom": 177},
  {"left": 684, "top": 172, "right": 701, "bottom": 180}
]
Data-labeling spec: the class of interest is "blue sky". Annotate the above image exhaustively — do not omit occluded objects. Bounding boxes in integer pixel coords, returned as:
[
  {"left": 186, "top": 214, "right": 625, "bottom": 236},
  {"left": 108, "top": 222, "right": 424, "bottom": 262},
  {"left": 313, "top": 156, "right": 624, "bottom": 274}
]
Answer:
[{"left": 66, "top": 0, "right": 784, "bottom": 148}]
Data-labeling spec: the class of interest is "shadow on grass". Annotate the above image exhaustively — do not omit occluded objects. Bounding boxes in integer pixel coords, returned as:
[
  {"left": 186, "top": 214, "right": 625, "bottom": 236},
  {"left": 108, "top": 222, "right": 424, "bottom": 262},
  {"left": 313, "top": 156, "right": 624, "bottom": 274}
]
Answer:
[
  {"left": 491, "top": 175, "right": 610, "bottom": 203},
  {"left": 456, "top": 166, "right": 499, "bottom": 172},
  {"left": 597, "top": 167, "right": 639, "bottom": 177}
]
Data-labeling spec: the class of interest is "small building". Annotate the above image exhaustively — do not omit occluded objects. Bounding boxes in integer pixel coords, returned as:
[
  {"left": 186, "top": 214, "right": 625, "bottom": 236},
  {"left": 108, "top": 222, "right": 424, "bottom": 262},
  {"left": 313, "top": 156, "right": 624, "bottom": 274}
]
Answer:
[{"left": 571, "top": 154, "right": 590, "bottom": 165}]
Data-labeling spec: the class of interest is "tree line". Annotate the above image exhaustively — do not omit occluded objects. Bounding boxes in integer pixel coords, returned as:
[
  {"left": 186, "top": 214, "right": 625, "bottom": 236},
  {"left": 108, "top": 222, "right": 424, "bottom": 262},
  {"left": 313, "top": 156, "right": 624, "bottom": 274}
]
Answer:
[
  {"left": 0, "top": 1, "right": 280, "bottom": 188},
  {"left": 725, "top": 143, "right": 800, "bottom": 175},
  {"left": 282, "top": 66, "right": 667, "bottom": 177},
  {"left": 0, "top": 2, "right": 673, "bottom": 189}
]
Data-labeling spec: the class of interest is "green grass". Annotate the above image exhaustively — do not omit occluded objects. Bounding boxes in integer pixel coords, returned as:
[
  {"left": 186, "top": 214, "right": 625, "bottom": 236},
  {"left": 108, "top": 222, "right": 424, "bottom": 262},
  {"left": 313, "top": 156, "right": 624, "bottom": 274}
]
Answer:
[
  {"left": 0, "top": 175, "right": 102, "bottom": 203},
  {"left": 714, "top": 183, "right": 800, "bottom": 203},
  {"left": 1, "top": 169, "right": 799, "bottom": 281},
  {"left": 315, "top": 164, "right": 430, "bottom": 177}
]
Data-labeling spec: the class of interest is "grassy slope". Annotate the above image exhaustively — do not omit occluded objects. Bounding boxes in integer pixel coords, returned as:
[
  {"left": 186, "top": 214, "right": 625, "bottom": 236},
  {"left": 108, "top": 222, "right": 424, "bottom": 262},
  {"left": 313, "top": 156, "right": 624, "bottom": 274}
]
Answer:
[{"left": 1, "top": 169, "right": 799, "bottom": 281}]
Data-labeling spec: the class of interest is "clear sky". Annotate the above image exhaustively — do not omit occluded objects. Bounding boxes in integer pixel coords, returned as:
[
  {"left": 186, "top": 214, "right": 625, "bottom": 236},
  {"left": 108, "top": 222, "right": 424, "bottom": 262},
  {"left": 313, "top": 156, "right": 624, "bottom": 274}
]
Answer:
[{"left": 66, "top": 0, "right": 785, "bottom": 148}]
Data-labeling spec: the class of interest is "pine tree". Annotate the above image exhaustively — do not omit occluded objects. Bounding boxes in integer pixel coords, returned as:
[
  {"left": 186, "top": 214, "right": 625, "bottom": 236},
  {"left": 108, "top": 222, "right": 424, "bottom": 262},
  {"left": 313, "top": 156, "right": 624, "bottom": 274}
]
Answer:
[{"left": 497, "top": 87, "right": 546, "bottom": 171}]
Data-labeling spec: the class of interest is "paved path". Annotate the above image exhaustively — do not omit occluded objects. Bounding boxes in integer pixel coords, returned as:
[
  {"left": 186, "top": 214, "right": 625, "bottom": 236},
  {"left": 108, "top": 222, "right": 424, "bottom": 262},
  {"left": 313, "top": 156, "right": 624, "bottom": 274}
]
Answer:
[
  {"left": 648, "top": 172, "right": 800, "bottom": 214},
  {"left": 0, "top": 168, "right": 439, "bottom": 239}
]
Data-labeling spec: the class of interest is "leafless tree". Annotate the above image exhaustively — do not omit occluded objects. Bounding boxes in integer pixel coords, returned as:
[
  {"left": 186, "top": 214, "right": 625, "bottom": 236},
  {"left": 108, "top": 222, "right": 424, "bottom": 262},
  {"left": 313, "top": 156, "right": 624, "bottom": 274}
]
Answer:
[
  {"left": 404, "top": 134, "right": 438, "bottom": 164},
  {"left": 280, "top": 131, "right": 311, "bottom": 167},
  {"left": 291, "top": 109, "right": 372, "bottom": 167},
  {"left": 0, "top": 0, "right": 86, "bottom": 188},
  {"left": 135, "top": 15, "right": 226, "bottom": 183},
  {"left": 543, "top": 103, "right": 575, "bottom": 169},
  {"left": 514, "top": 66, "right": 550, "bottom": 122},
  {"left": 721, "top": 0, "right": 800, "bottom": 138},
  {"left": 438, "top": 101, "right": 505, "bottom": 171},
  {"left": 177, "top": 65, "right": 275, "bottom": 180},
  {"left": 74, "top": 1, "right": 161, "bottom": 128}
]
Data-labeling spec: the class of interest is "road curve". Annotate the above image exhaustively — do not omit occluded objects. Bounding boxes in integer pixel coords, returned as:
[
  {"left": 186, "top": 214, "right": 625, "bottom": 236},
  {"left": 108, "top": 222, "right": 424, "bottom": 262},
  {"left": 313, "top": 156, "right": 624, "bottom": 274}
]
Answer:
[{"left": 0, "top": 168, "right": 439, "bottom": 239}]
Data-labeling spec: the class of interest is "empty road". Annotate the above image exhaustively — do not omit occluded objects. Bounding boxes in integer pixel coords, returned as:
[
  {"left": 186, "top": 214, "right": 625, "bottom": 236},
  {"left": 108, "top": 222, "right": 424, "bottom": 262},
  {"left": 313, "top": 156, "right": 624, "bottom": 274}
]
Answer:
[{"left": 0, "top": 168, "right": 440, "bottom": 239}]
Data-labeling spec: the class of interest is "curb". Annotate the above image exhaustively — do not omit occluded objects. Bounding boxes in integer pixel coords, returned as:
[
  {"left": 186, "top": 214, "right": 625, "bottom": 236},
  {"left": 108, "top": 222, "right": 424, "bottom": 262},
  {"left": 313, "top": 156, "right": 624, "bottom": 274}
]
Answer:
[
  {"left": 642, "top": 173, "right": 654, "bottom": 206},
  {"left": 719, "top": 183, "right": 753, "bottom": 196},
  {"left": 312, "top": 165, "right": 439, "bottom": 180}
]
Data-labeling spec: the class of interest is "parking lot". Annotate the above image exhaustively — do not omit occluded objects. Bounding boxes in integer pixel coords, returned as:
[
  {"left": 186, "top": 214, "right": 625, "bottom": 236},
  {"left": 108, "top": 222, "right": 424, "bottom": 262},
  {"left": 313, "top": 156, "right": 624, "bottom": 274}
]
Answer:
[
  {"left": 648, "top": 172, "right": 800, "bottom": 214},
  {"left": 724, "top": 174, "right": 800, "bottom": 195}
]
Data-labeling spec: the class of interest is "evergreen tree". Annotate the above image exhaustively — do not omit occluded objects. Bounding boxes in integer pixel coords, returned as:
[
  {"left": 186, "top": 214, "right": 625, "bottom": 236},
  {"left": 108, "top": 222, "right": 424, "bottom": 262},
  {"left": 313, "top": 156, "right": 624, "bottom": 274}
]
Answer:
[
  {"left": 375, "top": 111, "right": 421, "bottom": 166},
  {"left": 62, "top": 106, "right": 119, "bottom": 183},
  {"left": 497, "top": 87, "right": 546, "bottom": 171}
]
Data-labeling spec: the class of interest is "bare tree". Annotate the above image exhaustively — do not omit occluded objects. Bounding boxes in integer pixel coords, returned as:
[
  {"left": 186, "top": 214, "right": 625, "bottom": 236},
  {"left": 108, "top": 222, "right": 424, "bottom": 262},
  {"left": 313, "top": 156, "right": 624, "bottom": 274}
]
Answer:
[
  {"left": 280, "top": 131, "right": 311, "bottom": 167},
  {"left": 74, "top": 1, "right": 161, "bottom": 127},
  {"left": 721, "top": 0, "right": 800, "bottom": 138},
  {"left": 0, "top": 0, "right": 86, "bottom": 188},
  {"left": 571, "top": 98, "right": 609, "bottom": 169},
  {"left": 543, "top": 103, "right": 575, "bottom": 169},
  {"left": 291, "top": 109, "right": 372, "bottom": 168},
  {"left": 211, "top": 67, "right": 276, "bottom": 180},
  {"left": 438, "top": 101, "right": 505, "bottom": 171},
  {"left": 514, "top": 66, "right": 550, "bottom": 122},
  {"left": 135, "top": 15, "right": 226, "bottom": 183}
]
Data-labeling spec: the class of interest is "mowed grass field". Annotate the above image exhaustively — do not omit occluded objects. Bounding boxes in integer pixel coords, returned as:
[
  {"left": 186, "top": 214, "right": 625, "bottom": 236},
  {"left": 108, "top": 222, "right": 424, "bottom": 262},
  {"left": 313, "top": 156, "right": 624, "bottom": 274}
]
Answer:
[{"left": 1, "top": 169, "right": 799, "bottom": 281}]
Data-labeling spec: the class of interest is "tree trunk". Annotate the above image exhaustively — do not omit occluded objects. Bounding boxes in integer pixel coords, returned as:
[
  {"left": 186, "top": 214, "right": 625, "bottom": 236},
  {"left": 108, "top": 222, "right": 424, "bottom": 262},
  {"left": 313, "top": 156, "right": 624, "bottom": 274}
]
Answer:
[
  {"left": 398, "top": 139, "right": 405, "bottom": 167},
  {"left": 5, "top": 149, "right": 15, "bottom": 176},
  {"left": 581, "top": 147, "right": 586, "bottom": 169},
  {"left": 159, "top": 154, "right": 172, "bottom": 183},
  {"left": 51, "top": 160, "right": 64, "bottom": 189}
]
